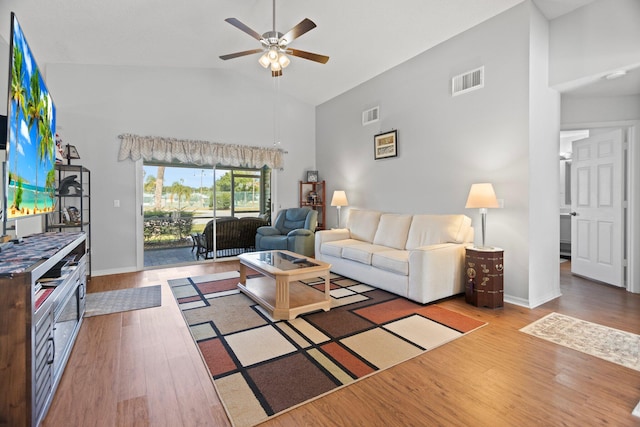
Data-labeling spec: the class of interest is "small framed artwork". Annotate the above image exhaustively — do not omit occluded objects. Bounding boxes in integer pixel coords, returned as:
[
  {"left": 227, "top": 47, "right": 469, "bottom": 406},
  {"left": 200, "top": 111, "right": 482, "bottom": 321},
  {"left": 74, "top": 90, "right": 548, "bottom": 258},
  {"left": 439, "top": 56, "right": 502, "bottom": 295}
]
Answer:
[
  {"left": 374, "top": 130, "right": 398, "bottom": 160},
  {"left": 306, "top": 170, "right": 319, "bottom": 182},
  {"left": 67, "top": 206, "right": 81, "bottom": 223}
]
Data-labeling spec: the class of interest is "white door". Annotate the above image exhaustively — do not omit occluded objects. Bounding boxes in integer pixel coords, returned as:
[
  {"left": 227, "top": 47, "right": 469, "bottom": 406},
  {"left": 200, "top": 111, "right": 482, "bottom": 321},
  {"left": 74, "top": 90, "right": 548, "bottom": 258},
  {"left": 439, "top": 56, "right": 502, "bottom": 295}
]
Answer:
[{"left": 571, "top": 129, "right": 624, "bottom": 286}]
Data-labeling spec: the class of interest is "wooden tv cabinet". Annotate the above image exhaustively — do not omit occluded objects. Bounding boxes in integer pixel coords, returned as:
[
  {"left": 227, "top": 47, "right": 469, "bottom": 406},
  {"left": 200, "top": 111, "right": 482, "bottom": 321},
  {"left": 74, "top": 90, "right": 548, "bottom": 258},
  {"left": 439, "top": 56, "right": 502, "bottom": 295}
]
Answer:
[{"left": 0, "top": 231, "right": 87, "bottom": 426}]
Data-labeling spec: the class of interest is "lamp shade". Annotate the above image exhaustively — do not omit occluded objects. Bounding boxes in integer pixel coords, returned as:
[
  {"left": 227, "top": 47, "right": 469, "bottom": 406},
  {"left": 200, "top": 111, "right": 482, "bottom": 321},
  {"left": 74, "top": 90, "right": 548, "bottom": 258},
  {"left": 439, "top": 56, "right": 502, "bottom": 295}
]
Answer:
[
  {"left": 331, "top": 190, "right": 348, "bottom": 207},
  {"left": 465, "top": 183, "right": 499, "bottom": 209}
]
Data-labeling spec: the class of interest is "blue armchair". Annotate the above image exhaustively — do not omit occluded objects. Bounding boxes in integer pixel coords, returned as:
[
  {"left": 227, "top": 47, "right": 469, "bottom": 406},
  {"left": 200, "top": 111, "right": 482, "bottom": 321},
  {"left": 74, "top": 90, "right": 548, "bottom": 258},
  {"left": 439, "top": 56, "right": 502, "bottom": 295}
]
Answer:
[{"left": 255, "top": 207, "right": 318, "bottom": 256}]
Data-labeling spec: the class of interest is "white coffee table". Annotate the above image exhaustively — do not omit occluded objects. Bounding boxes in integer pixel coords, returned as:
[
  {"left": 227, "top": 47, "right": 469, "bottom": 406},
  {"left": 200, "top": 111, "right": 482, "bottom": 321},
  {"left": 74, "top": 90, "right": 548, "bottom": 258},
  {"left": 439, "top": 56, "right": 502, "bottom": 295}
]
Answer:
[{"left": 237, "top": 250, "right": 331, "bottom": 320}]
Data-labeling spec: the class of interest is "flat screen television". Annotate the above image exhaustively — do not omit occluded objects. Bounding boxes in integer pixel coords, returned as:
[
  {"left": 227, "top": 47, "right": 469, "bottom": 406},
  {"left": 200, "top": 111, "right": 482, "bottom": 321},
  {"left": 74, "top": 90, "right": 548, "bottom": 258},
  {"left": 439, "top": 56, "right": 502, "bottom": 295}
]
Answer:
[{"left": 4, "top": 12, "right": 56, "bottom": 220}]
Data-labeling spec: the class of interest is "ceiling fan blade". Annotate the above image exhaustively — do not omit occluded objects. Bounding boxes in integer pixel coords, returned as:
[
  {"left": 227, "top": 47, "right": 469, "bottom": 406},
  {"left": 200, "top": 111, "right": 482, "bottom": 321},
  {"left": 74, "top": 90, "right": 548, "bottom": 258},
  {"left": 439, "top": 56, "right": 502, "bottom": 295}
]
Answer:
[
  {"left": 224, "top": 18, "right": 264, "bottom": 42},
  {"left": 280, "top": 18, "right": 316, "bottom": 45},
  {"left": 219, "top": 49, "right": 264, "bottom": 60},
  {"left": 287, "top": 48, "right": 329, "bottom": 64}
]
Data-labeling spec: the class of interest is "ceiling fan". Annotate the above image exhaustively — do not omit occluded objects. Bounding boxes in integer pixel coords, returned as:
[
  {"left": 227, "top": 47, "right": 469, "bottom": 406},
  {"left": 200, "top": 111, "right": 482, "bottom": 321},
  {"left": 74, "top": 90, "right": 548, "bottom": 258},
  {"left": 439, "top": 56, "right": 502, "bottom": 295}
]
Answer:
[{"left": 219, "top": 0, "right": 329, "bottom": 77}]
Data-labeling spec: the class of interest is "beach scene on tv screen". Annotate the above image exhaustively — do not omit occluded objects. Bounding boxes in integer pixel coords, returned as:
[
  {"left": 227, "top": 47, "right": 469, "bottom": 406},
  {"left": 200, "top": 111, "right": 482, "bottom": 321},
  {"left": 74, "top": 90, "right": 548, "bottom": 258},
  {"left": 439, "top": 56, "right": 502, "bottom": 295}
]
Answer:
[{"left": 6, "top": 14, "right": 56, "bottom": 219}]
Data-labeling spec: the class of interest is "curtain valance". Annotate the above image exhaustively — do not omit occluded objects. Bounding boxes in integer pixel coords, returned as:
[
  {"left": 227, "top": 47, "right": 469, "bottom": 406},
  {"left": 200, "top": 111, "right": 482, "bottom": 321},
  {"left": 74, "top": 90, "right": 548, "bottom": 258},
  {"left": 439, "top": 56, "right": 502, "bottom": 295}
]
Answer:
[{"left": 117, "top": 134, "right": 285, "bottom": 169}]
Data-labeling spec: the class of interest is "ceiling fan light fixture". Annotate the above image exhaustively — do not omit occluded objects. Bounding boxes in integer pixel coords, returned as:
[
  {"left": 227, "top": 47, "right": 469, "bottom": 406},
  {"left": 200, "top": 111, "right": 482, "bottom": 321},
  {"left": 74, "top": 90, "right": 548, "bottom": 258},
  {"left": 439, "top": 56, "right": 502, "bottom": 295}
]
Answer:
[
  {"left": 220, "top": 0, "right": 329, "bottom": 77},
  {"left": 258, "top": 52, "right": 271, "bottom": 68},
  {"left": 278, "top": 53, "right": 290, "bottom": 68},
  {"left": 268, "top": 48, "right": 279, "bottom": 61}
]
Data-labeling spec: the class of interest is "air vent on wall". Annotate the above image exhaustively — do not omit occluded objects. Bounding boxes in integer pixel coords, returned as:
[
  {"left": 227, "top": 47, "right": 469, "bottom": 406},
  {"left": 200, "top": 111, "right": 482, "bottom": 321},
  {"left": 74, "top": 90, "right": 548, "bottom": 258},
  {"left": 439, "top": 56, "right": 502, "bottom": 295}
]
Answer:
[
  {"left": 362, "top": 106, "right": 379, "bottom": 126},
  {"left": 451, "top": 66, "right": 484, "bottom": 96}
]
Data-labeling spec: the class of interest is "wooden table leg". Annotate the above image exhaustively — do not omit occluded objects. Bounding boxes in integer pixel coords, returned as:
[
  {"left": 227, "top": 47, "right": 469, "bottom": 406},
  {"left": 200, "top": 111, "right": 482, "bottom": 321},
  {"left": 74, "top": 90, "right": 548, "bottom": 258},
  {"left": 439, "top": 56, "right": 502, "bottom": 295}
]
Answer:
[
  {"left": 239, "top": 263, "right": 247, "bottom": 285},
  {"left": 275, "top": 275, "right": 290, "bottom": 311},
  {"left": 324, "top": 274, "right": 330, "bottom": 301}
]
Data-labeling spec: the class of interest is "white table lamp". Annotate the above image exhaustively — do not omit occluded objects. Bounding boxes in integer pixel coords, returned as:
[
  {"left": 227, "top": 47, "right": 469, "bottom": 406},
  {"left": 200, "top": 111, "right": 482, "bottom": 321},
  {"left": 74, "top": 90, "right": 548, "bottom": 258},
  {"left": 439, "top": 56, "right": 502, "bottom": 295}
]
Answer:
[
  {"left": 330, "top": 191, "right": 349, "bottom": 228},
  {"left": 465, "top": 183, "right": 499, "bottom": 248}
]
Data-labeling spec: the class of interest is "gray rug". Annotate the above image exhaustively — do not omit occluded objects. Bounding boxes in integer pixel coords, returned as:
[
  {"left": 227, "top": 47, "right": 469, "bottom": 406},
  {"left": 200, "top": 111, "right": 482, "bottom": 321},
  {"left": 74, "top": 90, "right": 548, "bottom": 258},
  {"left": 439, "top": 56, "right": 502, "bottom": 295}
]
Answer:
[
  {"left": 84, "top": 285, "right": 162, "bottom": 317},
  {"left": 521, "top": 312, "right": 640, "bottom": 372}
]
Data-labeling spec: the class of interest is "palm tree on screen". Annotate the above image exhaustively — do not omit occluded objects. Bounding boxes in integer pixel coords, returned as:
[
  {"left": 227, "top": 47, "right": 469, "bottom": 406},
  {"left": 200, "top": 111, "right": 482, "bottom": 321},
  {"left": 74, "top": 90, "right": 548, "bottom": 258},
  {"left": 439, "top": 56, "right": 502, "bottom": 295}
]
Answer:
[
  {"left": 9, "top": 48, "right": 27, "bottom": 210},
  {"left": 37, "top": 97, "right": 55, "bottom": 211},
  {"left": 25, "top": 70, "right": 44, "bottom": 211}
]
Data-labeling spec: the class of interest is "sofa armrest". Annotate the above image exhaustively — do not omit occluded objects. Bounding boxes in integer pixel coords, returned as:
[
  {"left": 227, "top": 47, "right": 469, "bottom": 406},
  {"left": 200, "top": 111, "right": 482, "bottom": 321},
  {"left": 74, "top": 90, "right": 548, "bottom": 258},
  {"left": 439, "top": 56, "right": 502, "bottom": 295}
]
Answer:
[
  {"left": 256, "top": 226, "right": 281, "bottom": 236},
  {"left": 288, "top": 229, "right": 313, "bottom": 237},
  {"left": 407, "top": 243, "right": 467, "bottom": 303},
  {"left": 314, "top": 229, "right": 351, "bottom": 257}
]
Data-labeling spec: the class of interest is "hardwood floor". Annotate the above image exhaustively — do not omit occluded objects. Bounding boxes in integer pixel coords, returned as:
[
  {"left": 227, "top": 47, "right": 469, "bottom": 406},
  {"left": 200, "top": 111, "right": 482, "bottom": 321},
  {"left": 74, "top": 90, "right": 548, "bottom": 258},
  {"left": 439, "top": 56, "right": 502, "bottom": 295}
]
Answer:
[{"left": 42, "top": 261, "right": 640, "bottom": 426}]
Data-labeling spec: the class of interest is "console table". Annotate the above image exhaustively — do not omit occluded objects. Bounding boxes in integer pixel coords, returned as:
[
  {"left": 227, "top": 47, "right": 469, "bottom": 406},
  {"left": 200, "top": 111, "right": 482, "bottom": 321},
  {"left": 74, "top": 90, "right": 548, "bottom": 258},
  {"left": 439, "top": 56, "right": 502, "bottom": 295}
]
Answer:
[{"left": 0, "top": 231, "right": 87, "bottom": 426}]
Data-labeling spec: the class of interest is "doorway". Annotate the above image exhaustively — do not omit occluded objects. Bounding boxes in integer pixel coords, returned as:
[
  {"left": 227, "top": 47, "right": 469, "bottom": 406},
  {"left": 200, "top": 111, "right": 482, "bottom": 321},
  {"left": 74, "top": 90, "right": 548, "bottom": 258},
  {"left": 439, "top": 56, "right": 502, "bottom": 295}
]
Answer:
[{"left": 559, "top": 125, "right": 635, "bottom": 291}]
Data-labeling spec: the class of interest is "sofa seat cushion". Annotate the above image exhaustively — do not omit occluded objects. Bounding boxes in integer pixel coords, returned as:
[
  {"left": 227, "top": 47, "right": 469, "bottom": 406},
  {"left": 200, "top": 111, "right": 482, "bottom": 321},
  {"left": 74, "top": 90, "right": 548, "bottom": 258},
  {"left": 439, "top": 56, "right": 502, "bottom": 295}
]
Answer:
[
  {"left": 321, "top": 239, "right": 363, "bottom": 258},
  {"left": 342, "top": 243, "right": 390, "bottom": 265},
  {"left": 372, "top": 250, "right": 409, "bottom": 275}
]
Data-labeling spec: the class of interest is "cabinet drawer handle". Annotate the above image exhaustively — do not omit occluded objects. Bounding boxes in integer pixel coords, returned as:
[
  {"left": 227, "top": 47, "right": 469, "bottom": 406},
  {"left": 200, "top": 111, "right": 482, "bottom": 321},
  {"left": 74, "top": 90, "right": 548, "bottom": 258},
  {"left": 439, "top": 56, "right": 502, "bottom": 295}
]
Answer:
[{"left": 47, "top": 336, "right": 55, "bottom": 365}]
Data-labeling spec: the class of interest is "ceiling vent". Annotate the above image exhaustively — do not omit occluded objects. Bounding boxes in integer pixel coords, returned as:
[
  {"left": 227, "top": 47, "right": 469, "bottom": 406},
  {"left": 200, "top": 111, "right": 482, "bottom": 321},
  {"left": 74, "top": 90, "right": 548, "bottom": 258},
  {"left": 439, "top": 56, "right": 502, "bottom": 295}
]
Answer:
[
  {"left": 451, "top": 67, "right": 484, "bottom": 96},
  {"left": 362, "top": 106, "right": 379, "bottom": 126}
]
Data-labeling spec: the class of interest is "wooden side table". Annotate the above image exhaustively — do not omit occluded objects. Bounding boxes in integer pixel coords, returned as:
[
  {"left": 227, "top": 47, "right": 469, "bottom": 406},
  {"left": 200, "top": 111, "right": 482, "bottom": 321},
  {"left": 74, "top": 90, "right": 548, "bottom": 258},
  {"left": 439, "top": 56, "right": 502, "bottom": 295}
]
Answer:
[{"left": 465, "top": 247, "right": 504, "bottom": 308}]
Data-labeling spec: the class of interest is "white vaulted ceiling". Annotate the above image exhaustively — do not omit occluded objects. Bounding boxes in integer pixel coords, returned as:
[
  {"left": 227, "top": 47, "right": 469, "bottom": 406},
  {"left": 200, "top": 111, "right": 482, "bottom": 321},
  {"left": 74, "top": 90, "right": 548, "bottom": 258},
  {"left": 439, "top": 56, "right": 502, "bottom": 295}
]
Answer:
[{"left": 0, "top": 0, "right": 597, "bottom": 105}]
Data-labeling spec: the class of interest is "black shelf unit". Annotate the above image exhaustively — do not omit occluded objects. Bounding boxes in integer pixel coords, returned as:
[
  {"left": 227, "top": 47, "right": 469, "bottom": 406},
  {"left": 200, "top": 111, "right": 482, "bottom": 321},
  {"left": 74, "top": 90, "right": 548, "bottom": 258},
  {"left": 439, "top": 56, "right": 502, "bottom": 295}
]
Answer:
[{"left": 45, "top": 164, "right": 91, "bottom": 276}]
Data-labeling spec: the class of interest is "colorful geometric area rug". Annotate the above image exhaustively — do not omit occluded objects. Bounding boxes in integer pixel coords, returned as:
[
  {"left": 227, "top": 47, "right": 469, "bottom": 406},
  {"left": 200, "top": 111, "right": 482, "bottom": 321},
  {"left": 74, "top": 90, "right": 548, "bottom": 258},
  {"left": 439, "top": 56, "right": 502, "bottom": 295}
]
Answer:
[
  {"left": 168, "top": 271, "right": 486, "bottom": 427},
  {"left": 520, "top": 312, "right": 640, "bottom": 372}
]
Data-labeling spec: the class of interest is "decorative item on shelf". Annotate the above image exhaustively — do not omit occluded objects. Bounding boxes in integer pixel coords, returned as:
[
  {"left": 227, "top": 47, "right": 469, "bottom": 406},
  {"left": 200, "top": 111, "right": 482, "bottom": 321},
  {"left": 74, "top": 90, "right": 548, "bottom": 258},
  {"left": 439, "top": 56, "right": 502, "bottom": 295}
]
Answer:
[
  {"left": 307, "top": 191, "right": 318, "bottom": 204},
  {"left": 374, "top": 129, "right": 398, "bottom": 160},
  {"left": 306, "top": 170, "right": 318, "bottom": 182},
  {"left": 64, "top": 144, "right": 80, "bottom": 165},
  {"left": 58, "top": 175, "right": 82, "bottom": 195},
  {"left": 55, "top": 134, "right": 65, "bottom": 164},
  {"left": 330, "top": 190, "right": 348, "bottom": 228},
  {"left": 465, "top": 183, "right": 499, "bottom": 249},
  {"left": 66, "top": 206, "right": 81, "bottom": 224}
]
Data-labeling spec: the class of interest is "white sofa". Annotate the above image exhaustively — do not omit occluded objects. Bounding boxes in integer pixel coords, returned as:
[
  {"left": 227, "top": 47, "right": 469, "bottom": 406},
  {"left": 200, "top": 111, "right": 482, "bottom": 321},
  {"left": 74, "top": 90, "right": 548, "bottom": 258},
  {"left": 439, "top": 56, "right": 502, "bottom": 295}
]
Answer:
[{"left": 314, "top": 209, "right": 473, "bottom": 304}]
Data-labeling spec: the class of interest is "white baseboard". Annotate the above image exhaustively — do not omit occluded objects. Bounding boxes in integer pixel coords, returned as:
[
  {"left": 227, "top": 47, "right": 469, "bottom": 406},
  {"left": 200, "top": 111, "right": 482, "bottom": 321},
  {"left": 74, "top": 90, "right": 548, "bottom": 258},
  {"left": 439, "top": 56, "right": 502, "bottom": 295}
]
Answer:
[
  {"left": 503, "top": 294, "right": 529, "bottom": 307},
  {"left": 92, "top": 266, "right": 138, "bottom": 277}
]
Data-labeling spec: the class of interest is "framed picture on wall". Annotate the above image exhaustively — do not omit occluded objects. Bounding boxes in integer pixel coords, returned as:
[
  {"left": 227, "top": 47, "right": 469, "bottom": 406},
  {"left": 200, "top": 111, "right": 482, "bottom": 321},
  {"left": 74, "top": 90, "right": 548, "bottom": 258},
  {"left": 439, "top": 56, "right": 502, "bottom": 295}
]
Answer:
[
  {"left": 306, "top": 170, "right": 319, "bottom": 182},
  {"left": 374, "top": 130, "right": 398, "bottom": 160}
]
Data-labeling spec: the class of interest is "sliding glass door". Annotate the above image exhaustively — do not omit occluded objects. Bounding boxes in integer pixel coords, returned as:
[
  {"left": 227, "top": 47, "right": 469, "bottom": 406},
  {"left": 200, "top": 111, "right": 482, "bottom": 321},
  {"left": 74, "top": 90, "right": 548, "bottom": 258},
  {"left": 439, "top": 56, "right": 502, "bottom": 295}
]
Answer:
[{"left": 141, "top": 162, "right": 270, "bottom": 268}]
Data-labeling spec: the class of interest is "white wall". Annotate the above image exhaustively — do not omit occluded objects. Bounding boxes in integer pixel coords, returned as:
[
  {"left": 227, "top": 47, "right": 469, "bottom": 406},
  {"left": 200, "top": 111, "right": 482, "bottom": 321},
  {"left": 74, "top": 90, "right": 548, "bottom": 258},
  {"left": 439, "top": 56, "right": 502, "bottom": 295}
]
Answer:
[
  {"left": 317, "top": 3, "right": 536, "bottom": 304},
  {"left": 527, "top": 3, "right": 561, "bottom": 307},
  {"left": 562, "top": 95, "right": 640, "bottom": 125},
  {"left": 549, "top": 0, "right": 640, "bottom": 90},
  {"left": 45, "top": 64, "right": 316, "bottom": 275}
]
